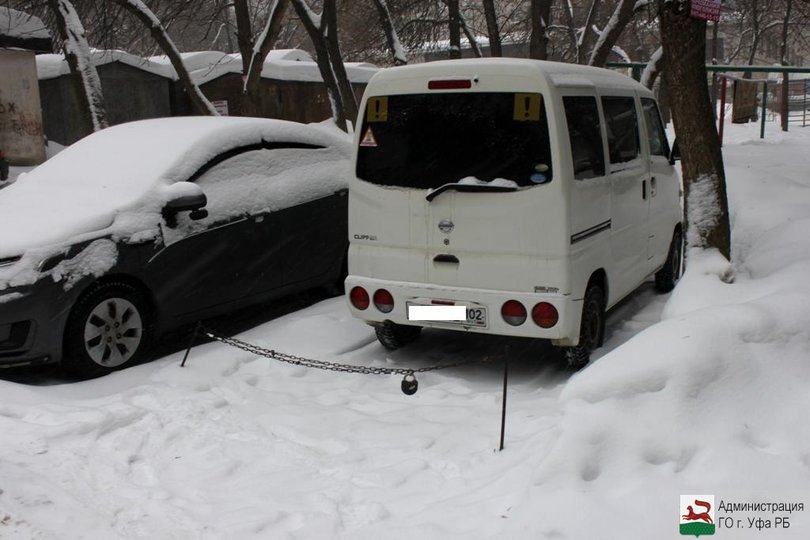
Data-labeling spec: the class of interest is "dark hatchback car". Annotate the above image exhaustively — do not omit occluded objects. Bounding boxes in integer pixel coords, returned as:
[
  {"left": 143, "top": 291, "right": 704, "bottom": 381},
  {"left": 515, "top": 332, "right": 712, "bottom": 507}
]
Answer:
[{"left": 0, "top": 117, "right": 350, "bottom": 376}]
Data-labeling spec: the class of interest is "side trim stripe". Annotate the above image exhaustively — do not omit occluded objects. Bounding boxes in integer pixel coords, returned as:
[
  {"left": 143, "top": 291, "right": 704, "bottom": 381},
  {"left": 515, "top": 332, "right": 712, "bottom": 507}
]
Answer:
[{"left": 571, "top": 220, "right": 611, "bottom": 244}]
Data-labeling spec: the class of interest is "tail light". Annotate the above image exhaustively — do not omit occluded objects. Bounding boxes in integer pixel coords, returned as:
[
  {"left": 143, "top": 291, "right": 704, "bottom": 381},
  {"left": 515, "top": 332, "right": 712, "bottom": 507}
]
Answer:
[
  {"left": 373, "top": 289, "right": 395, "bottom": 313},
  {"left": 501, "top": 300, "right": 527, "bottom": 326},
  {"left": 428, "top": 79, "right": 472, "bottom": 90},
  {"left": 532, "top": 302, "right": 559, "bottom": 328},
  {"left": 349, "top": 287, "right": 370, "bottom": 310}
]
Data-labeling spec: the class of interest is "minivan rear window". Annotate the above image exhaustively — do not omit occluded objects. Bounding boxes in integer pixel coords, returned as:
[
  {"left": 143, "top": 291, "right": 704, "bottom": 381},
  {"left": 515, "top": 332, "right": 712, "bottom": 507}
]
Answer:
[{"left": 356, "top": 92, "right": 553, "bottom": 189}]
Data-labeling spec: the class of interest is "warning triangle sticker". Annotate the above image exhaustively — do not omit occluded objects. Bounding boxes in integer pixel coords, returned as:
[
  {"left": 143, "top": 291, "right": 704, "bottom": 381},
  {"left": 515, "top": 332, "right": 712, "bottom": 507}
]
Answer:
[{"left": 360, "top": 127, "right": 378, "bottom": 147}]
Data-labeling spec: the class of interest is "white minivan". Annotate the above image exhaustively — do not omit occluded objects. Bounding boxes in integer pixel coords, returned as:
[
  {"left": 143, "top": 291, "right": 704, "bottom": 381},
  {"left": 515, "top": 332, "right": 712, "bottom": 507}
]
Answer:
[{"left": 345, "top": 58, "right": 682, "bottom": 367}]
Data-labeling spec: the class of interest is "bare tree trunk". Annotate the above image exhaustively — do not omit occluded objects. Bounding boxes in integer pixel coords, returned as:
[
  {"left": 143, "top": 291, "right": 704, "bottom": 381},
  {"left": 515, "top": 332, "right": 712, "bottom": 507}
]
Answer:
[
  {"left": 48, "top": 0, "right": 108, "bottom": 133},
  {"left": 482, "top": 0, "right": 501, "bottom": 57},
  {"left": 529, "top": 0, "right": 552, "bottom": 60},
  {"left": 744, "top": 0, "right": 761, "bottom": 79},
  {"left": 111, "top": 0, "right": 218, "bottom": 116},
  {"left": 658, "top": 0, "right": 730, "bottom": 259},
  {"left": 459, "top": 10, "right": 483, "bottom": 57},
  {"left": 562, "top": 0, "right": 579, "bottom": 62},
  {"left": 241, "top": 0, "right": 289, "bottom": 116},
  {"left": 588, "top": 0, "right": 638, "bottom": 67},
  {"left": 372, "top": 0, "right": 407, "bottom": 65},
  {"left": 233, "top": 0, "right": 254, "bottom": 75},
  {"left": 780, "top": 0, "right": 793, "bottom": 132},
  {"left": 447, "top": 0, "right": 461, "bottom": 59},
  {"left": 641, "top": 46, "right": 664, "bottom": 89},
  {"left": 323, "top": 0, "right": 357, "bottom": 123},
  {"left": 576, "top": 0, "right": 600, "bottom": 64},
  {"left": 290, "top": 0, "right": 353, "bottom": 131}
]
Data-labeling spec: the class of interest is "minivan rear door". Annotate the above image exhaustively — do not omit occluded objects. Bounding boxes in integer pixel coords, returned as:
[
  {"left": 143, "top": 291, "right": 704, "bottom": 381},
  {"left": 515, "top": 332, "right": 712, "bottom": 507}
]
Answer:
[{"left": 355, "top": 91, "right": 556, "bottom": 292}]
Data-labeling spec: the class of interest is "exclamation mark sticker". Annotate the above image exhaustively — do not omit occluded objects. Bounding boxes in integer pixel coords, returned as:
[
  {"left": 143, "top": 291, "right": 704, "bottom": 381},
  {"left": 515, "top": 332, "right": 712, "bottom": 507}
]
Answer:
[
  {"left": 514, "top": 93, "right": 541, "bottom": 121},
  {"left": 367, "top": 96, "right": 388, "bottom": 122}
]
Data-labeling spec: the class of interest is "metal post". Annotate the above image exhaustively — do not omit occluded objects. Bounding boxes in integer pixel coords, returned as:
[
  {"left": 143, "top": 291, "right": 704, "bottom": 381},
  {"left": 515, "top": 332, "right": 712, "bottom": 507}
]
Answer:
[
  {"left": 499, "top": 355, "right": 509, "bottom": 452},
  {"left": 180, "top": 322, "right": 202, "bottom": 367},
  {"left": 781, "top": 72, "right": 790, "bottom": 132},
  {"left": 719, "top": 77, "right": 727, "bottom": 147},
  {"left": 760, "top": 81, "right": 768, "bottom": 139}
]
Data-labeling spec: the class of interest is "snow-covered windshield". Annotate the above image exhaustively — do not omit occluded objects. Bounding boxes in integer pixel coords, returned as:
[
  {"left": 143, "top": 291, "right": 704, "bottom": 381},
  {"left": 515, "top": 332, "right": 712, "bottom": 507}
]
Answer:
[{"left": 356, "top": 92, "right": 553, "bottom": 189}]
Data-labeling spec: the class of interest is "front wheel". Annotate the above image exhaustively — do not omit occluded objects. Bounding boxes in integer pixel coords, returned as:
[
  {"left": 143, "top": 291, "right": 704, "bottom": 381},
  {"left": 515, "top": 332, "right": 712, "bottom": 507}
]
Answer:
[
  {"left": 63, "top": 282, "right": 153, "bottom": 377},
  {"left": 562, "top": 285, "right": 605, "bottom": 369},
  {"left": 655, "top": 229, "right": 683, "bottom": 293}
]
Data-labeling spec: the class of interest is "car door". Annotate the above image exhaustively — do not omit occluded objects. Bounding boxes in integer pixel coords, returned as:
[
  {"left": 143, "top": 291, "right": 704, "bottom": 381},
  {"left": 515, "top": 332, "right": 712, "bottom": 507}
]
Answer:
[
  {"left": 601, "top": 94, "right": 650, "bottom": 299},
  {"left": 279, "top": 188, "right": 348, "bottom": 287},
  {"left": 145, "top": 146, "right": 290, "bottom": 319},
  {"left": 640, "top": 97, "right": 679, "bottom": 274}
]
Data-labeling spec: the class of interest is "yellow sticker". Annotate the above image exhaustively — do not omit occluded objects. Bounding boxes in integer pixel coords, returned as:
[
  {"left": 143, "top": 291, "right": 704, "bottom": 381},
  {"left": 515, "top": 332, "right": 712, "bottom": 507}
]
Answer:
[
  {"left": 367, "top": 96, "right": 388, "bottom": 122},
  {"left": 514, "top": 93, "right": 542, "bottom": 121}
]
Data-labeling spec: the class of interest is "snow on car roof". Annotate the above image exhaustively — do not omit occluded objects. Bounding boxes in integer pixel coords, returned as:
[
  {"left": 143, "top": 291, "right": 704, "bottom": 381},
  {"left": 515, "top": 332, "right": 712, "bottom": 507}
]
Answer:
[{"left": 0, "top": 116, "right": 350, "bottom": 261}]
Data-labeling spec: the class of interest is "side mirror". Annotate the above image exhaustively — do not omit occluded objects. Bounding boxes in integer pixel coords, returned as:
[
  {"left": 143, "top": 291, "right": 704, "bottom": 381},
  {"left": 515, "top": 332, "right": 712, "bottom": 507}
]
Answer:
[
  {"left": 162, "top": 192, "right": 208, "bottom": 228},
  {"left": 668, "top": 139, "right": 681, "bottom": 165}
]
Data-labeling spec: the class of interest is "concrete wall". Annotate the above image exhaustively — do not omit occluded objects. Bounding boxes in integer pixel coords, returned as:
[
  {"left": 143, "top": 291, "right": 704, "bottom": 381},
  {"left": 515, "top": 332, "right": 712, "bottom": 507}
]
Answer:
[{"left": 0, "top": 49, "right": 46, "bottom": 165}]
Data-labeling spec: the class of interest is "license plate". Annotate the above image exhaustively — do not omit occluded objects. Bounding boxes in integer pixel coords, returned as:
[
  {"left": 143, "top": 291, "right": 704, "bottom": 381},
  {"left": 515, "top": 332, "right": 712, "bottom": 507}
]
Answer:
[{"left": 407, "top": 301, "right": 487, "bottom": 328}]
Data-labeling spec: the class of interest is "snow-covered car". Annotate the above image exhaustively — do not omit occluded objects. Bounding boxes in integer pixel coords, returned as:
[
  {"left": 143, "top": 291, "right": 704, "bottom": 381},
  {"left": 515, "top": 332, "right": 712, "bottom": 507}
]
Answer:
[{"left": 0, "top": 117, "right": 351, "bottom": 376}]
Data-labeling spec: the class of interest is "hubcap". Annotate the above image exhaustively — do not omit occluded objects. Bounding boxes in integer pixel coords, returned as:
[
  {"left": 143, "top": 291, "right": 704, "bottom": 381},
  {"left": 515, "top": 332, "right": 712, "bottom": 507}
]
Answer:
[{"left": 83, "top": 297, "right": 143, "bottom": 367}]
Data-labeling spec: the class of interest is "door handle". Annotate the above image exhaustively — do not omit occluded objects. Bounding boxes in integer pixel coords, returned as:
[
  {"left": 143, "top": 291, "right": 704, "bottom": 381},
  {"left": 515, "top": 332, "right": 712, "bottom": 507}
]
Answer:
[
  {"left": 433, "top": 254, "right": 459, "bottom": 264},
  {"left": 651, "top": 176, "right": 657, "bottom": 197},
  {"left": 642, "top": 180, "right": 647, "bottom": 200}
]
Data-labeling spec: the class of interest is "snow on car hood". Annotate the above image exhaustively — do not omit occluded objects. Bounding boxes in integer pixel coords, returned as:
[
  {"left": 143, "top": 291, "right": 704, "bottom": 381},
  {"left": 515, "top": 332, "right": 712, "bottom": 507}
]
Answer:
[{"left": 0, "top": 117, "right": 350, "bottom": 288}]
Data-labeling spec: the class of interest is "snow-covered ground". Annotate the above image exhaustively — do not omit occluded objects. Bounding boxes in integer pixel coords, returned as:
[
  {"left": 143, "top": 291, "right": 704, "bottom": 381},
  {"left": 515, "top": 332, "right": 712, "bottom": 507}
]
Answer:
[{"left": 2, "top": 118, "right": 810, "bottom": 539}]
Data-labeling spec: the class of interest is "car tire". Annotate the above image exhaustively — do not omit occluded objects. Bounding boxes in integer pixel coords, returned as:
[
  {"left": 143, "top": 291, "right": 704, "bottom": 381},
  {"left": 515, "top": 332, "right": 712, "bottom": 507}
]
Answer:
[
  {"left": 562, "top": 284, "right": 605, "bottom": 370},
  {"left": 63, "top": 282, "right": 153, "bottom": 378},
  {"left": 374, "top": 321, "right": 422, "bottom": 350},
  {"left": 655, "top": 229, "right": 683, "bottom": 293}
]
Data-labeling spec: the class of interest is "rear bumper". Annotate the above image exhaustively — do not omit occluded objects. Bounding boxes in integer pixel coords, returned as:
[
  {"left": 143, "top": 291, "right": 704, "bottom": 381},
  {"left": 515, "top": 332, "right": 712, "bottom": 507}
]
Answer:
[{"left": 345, "top": 276, "right": 582, "bottom": 345}]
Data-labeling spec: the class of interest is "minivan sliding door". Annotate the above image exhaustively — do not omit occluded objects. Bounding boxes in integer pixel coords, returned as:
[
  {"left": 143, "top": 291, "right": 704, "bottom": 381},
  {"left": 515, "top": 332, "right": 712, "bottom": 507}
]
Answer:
[{"left": 601, "top": 95, "right": 650, "bottom": 300}]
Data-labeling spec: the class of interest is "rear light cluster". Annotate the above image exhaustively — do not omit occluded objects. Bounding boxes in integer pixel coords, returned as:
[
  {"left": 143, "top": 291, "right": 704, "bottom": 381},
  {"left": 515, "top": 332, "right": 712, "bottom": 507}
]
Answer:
[
  {"left": 351, "top": 287, "right": 559, "bottom": 329},
  {"left": 350, "top": 286, "right": 395, "bottom": 314},
  {"left": 501, "top": 300, "right": 558, "bottom": 328}
]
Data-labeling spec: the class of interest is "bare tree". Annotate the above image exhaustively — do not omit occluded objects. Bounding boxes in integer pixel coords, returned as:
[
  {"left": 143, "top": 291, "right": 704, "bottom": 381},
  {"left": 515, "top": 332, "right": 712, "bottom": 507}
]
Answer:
[
  {"left": 372, "top": 0, "right": 407, "bottom": 65},
  {"left": 47, "top": 0, "right": 108, "bottom": 132},
  {"left": 447, "top": 0, "right": 461, "bottom": 58},
  {"left": 588, "top": 0, "right": 641, "bottom": 66},
  {"left": 290, "top": 0, "right": 357, "bottom": 130},
  {"left": 111, "top": 0, "right": 218, "bottom": 116},
  {"left": 779, "top": 0, "right": 793, "bottom": 131},
  {"left": 233, "top": 0, "right": 288, "bottom": 116},
  {"left": 529, "top": 0, "right": 551, "bottom": 59},
  {"left": 657, "top": 0, "right": 730, "bottom": 259},
  {"left": 482, "top": 0, "right": 501, "bottom": 57}
]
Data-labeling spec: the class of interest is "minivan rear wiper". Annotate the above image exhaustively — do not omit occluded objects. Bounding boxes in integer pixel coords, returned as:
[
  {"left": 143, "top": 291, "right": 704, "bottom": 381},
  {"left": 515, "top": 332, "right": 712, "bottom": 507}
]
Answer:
[{"left": 426, "top": 182, "right": 517, "bottom": 202}]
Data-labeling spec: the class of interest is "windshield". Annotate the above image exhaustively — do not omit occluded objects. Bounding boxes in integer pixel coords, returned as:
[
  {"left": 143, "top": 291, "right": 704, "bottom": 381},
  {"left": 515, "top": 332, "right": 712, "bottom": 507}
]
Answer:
[{"left": 356, "top": 92, "right": 553, "bottom": 189}]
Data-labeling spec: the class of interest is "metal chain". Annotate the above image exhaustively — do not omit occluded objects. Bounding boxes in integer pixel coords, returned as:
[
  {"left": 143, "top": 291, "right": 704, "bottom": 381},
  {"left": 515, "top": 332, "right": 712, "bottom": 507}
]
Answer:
[{"left": 202, "top": 325, "right": 499, "bottom": 376}]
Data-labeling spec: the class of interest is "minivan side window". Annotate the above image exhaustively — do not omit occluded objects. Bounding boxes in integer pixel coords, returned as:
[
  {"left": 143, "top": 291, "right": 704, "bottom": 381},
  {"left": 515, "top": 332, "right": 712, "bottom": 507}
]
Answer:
[
  {"left": 601, "top": 96, "right": 640, "bottom": 165},
  {"left": 563, "top": 96, "right": 605, "bottom": 179},
  {"left": 641, "top": 98, "right": 670, "bottom": 157}
]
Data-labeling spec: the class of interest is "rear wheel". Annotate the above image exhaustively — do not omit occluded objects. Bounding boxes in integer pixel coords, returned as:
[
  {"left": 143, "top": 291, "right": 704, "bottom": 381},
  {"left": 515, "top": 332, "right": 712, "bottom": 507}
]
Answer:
[
  {"left": 562, "top": 285, "right": 605, "bottom": 369},
  {"left": 63, "top": 282, "right": 152, "bottom": 377},
  {"left": 655, "top": 229, "right": 683, "bottom": 293},
  {"left": 374, "top": 321, "right": 422, "bottom": 350}
]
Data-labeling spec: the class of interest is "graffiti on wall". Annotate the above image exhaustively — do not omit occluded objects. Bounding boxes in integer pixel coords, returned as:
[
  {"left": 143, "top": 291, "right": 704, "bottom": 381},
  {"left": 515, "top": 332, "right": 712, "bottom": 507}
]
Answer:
[{"left": 0, "top": 50, "right": 47, "bottom": 165}]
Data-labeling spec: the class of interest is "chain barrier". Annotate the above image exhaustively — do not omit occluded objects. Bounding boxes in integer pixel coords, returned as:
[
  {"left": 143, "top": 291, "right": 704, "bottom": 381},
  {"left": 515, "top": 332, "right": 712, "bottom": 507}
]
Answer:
[{"left": 184, "top": 324, "right": 503, "bottom": 395}]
